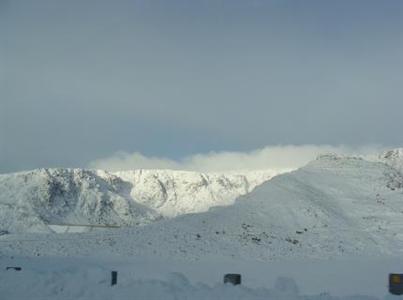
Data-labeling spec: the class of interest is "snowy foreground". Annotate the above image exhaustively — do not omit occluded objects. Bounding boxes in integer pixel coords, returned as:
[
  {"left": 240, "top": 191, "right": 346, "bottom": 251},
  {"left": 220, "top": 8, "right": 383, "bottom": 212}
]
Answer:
[{"left": 1, "top": 254, "right": 403, "bottom": 299}]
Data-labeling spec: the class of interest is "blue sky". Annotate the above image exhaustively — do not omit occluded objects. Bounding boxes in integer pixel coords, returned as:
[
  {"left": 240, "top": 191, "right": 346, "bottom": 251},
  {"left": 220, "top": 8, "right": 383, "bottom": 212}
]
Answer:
[{"left": 1, "top": 0, "right": 403, "bottom": 172}]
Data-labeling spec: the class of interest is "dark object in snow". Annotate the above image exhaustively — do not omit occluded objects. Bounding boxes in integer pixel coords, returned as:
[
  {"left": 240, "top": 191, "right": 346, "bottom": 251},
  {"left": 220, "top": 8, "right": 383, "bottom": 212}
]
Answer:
[
  {"left": 389, "top": 273, "right": 403, "bottom": 295},
  {"left": 224, "top": 273, "right": 241, "bottom": 285},
  {"left": 111, "top": 271, "right": 118, "bottom": 286},
  {"left": 0, "top": 230, "right": 9, "bottom": 236},
  {"left": 6, "top": 267, "right": 21, "bottom": 271},
  {"left": 285, "top": 237, "right": 299, "bottom": 245},
  {"left": 251, "top": 236, "right": 261, "bottom": 243}
]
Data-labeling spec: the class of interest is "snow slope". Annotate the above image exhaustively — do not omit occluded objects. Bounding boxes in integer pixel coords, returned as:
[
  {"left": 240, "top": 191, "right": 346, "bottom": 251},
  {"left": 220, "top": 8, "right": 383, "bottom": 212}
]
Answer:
[
  {"left": 380, "top": 148, "right": 403, "bottom": 176},
  {"left": 0, "top": 168, "right": 277, "bottom": 233},
  {"left": 1, "top": 152, "right": 402, "bottom": 261}
]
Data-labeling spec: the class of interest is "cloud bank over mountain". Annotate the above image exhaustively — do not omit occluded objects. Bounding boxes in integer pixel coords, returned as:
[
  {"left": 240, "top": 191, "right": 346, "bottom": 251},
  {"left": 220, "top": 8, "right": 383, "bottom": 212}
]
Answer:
[
  {"left": 3, "top": 1, "right": 403, "bottom": 174},
  {"left": 89, "top": 144, "right": 386, "bottom": 172}
]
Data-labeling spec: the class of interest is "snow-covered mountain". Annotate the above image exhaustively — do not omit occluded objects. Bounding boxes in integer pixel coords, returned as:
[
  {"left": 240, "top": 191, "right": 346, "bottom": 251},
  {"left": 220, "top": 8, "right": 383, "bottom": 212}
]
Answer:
[
  {"left": 114, "top": 169, "right": 278, "bottom": 217},
  {"left": 2, "top": 151, "right": 402, "bottom": 261},
  {"left": 122, "top": 152, "right": 402, "bottom": 261},
  {"left": 0, "top": 168, "right": 278, "bottom": 233}
]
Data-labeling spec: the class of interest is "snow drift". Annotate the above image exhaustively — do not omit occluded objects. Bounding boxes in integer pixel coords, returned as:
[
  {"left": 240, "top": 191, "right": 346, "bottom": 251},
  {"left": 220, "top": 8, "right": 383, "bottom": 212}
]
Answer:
[{"left": 0, "top": 259, "right": 380, "bottom": 300}]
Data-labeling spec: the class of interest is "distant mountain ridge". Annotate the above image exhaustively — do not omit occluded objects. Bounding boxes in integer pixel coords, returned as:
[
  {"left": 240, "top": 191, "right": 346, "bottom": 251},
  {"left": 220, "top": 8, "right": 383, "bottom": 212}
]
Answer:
[
  {"left": 114, "top": 169, "right": 278, "bottom": 217},
  {"left": 103, "top": 152, "right": 402, "bottom": 261},
  {"left": 1, "top": 149, "right": 403, "bottom": 260},
  {"left": 0, "top": 168, "right": 278, "bottom": 233}
]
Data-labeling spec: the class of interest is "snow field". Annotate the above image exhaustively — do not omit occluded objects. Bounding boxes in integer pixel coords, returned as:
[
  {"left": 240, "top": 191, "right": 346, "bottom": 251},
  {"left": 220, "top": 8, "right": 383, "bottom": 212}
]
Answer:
[{"left": 1, "top": 255, "right": 399, "bottom": 300}]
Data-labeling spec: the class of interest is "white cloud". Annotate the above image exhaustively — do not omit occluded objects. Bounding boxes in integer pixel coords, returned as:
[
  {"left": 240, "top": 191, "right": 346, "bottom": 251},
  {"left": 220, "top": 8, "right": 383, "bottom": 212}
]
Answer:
[{"left": 88, "top": 144, "right": 387, "bottom": 173}]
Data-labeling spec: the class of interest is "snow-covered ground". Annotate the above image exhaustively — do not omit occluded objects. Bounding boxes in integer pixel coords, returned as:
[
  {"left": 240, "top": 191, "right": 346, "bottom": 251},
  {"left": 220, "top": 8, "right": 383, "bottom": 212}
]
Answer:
[{"left": 0, "top": 254, "right": 401, "bottom": 299}]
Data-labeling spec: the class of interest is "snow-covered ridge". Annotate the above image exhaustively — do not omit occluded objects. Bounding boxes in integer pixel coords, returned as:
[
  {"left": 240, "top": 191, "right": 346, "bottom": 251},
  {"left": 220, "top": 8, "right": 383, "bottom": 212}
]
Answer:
[
  {"left": 112, "top": 169, "right": 279, "bottom": 217},
  {"left": 1, "top": 147, "right": 402, "bottom": 243},
  {"left": 0, "top": 168, "right": 279, "bottom": 233},
  {"left": 3, "top": 151, "right": 402, "bottom": 260}
]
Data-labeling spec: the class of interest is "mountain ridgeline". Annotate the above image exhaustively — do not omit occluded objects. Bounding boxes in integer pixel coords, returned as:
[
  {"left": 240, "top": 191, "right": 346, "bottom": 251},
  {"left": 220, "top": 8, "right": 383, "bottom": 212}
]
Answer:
[
  {"left": 0, "top": 168, "right": 277, "bottom": 233},
  {"left": 0, "top": 149, "right": 402, "bottom": 260}
]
